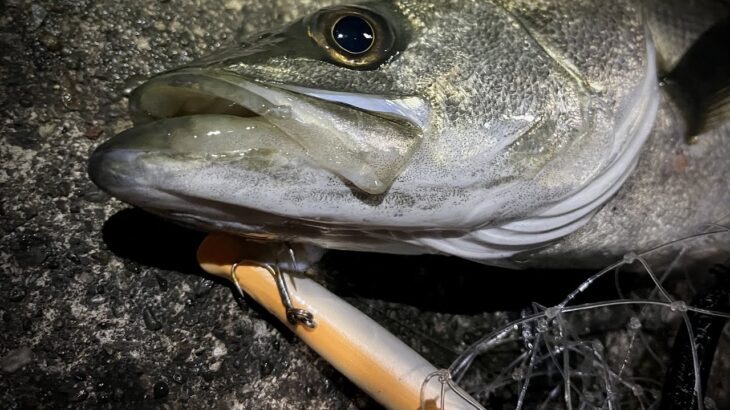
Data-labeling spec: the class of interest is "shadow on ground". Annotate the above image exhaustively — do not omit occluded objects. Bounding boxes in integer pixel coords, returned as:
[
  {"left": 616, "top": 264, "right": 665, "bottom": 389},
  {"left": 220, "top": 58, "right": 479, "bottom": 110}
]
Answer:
[
  {"left": 321, "top": 251, "right": 625, "bottom": 314},
  {"left": 102, "top": 208, "right": 624, "bottom": 316},
  {"left": 102, "top": 209, "right": 208, "bottom": 277}
]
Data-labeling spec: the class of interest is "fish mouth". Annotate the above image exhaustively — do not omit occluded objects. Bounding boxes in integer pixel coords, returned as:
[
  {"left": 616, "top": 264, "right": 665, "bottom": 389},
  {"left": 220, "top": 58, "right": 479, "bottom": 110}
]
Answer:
[{"left": 90, "top": 68, "right": 428, "bottom": 197}]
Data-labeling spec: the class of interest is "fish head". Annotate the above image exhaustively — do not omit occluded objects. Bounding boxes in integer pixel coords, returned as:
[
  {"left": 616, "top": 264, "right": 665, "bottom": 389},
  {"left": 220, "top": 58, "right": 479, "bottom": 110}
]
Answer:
[{"left": 89, "top": 1, "right": 655, "bottom": 257}]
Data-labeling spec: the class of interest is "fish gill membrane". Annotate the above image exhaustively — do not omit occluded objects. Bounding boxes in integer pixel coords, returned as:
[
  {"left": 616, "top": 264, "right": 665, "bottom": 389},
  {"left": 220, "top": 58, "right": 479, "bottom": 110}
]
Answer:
[{"left": 412, "top": 224, "right": 730, "bottom": 410}]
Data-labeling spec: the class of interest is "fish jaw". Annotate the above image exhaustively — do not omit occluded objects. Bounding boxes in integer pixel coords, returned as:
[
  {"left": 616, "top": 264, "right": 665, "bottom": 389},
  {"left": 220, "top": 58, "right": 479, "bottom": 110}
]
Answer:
[
  {"left": 88, "top": 69, "right": 430, "bottom": 236},
  {"left": 128, "top": 69, "right": 427, "bottom": 194}
]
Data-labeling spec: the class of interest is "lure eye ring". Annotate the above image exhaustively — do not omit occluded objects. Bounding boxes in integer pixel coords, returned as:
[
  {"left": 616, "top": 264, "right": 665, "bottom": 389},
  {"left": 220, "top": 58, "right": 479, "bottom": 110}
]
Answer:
[{"left": 307, "top": 6, "right": 396, "bottom": 70}]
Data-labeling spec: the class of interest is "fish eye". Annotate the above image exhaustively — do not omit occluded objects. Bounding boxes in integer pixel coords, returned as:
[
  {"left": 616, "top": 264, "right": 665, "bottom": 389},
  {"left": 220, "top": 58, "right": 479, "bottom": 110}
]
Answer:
[
  {"left": 307, "top": 6, "right": 397, "bottom": 70},
  {"left": 331, "top": 15, "right": 375, "bottom": 54}
]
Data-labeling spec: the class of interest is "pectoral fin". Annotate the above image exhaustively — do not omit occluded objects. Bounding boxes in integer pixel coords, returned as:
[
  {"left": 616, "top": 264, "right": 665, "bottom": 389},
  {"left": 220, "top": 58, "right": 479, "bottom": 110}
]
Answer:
[{"left": 664, "top": 17, "right": 730, "bottom": 142}]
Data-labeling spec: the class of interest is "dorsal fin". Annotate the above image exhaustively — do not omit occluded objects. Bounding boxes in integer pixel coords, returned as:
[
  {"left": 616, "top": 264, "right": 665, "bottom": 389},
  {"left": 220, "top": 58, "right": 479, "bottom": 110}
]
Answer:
[{"left": 664, "top": 17, "right": 730, "bottom": 142}]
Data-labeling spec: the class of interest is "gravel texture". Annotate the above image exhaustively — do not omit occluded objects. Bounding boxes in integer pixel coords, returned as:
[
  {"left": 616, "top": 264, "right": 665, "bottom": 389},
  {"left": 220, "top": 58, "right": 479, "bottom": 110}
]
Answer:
[{"left": 1, "top": 1, "right": 728, "bottom": 409}]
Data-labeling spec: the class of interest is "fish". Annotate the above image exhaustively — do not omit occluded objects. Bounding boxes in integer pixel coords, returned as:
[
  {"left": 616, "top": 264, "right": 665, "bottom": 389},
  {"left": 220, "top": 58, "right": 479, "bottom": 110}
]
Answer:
[{"left": 88, "top": 0, "right": 730, "bottom": 268}]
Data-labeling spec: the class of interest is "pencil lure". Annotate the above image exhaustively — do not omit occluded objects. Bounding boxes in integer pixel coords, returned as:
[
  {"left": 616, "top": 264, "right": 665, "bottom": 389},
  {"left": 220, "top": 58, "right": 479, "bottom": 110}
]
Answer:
[{"left": 197, "top": 233, "right": 484, "bottom": 410}]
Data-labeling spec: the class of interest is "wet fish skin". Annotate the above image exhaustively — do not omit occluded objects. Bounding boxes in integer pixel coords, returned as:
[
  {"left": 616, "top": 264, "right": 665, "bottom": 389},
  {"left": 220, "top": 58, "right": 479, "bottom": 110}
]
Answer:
[{"left": 89, "top": 0, "right": 730, "bottom": 267}]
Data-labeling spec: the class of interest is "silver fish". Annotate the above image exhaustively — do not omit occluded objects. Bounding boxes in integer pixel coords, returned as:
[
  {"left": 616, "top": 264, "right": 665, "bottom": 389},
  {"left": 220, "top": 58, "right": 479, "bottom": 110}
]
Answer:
[{"left": 89, "top": 0, "right": 730, "bottom": 268}]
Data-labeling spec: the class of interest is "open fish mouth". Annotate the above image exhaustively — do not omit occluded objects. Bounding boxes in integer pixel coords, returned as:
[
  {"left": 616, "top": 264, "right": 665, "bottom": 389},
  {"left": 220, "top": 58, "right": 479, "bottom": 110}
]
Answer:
[{"left": 90, "top": 68, "right": 429, "bottom": 196}]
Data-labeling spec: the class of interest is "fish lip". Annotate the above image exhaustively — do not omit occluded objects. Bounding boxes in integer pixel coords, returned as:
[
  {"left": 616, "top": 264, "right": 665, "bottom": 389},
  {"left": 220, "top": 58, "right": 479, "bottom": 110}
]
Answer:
[
  {"left": 129, "top": 68, "right": 430, "bottom": 129},
  {"left": 117, "top": 68, "right": 428, "bottom": 195},
  {"left": 127, "top": 69, "right": 268, "bottom": 125},
  {"left": 88, "top": 68, "right": 430, "bottom": 222}
]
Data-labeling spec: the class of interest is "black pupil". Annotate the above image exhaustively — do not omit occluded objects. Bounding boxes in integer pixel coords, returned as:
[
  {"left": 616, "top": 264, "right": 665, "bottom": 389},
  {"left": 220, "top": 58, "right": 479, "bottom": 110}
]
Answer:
[{"left": 332, "top": 15, "right": 374, "bottom": 54}]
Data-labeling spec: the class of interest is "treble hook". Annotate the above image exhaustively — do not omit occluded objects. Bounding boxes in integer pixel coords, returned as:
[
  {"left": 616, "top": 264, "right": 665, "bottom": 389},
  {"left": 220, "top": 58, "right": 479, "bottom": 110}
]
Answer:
[{"left": 230, "top": 259, "right": 316, "bottom": 329}]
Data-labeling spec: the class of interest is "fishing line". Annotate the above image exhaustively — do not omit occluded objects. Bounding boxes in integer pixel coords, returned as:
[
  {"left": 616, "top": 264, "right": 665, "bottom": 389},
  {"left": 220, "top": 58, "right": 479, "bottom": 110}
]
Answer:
[{"left": 443, "top": 226, "right": 730, "bottom": 409}]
